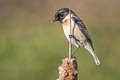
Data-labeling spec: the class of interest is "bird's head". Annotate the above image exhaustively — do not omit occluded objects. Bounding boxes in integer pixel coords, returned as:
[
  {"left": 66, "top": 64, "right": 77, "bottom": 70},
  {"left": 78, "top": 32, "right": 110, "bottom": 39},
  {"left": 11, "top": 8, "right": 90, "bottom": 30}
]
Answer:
[{"left": 52, "top": 8, "right": 73, "bottom": 23}]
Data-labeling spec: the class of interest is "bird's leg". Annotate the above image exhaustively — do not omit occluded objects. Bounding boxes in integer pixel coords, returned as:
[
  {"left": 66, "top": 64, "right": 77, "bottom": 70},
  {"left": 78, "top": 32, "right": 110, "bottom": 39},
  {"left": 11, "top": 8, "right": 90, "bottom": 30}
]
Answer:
[
  {"left": 69, "top": 23, "right": 81, "bottom": 56},
  {"left": 69, "top": 35, "right": 80, "bottom": 45},
  {"left": 69, "top": 34, "right": 74, "bottom": 38},
  {"left": 69, "top": 35, "right": 79, "bottom": 42},
  {"left": 69, "top": 22, "right": 76, "bottom": 39},
  {"left": 72, "top": 46, "right": 80, "bottom": 56},
  {"left": 69, "top": 34, "right": 81, "bottom": 56}
]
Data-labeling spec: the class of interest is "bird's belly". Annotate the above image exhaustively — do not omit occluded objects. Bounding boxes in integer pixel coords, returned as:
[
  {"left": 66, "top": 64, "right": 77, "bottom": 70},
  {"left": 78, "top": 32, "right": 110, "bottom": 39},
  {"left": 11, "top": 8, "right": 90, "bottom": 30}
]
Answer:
[
  {"left": 62, "top": 21, "right": 86, "bottom": 47},
  {"left": 63, "top": 27, "right": 79, "bottom": 47},
  {"left": 62, "top": 26, "right": 70, "bottom": 41},
  {"left": 62, "top": 18, "right": 73, "bottom": 41},
  {"left": 62, "top": 24, "right": 81, "bottom": 47}
]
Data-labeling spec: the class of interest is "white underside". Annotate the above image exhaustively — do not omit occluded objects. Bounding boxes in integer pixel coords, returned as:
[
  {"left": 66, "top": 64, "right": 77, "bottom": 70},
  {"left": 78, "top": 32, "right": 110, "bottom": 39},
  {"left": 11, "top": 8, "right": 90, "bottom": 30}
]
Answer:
[{"left": 62, "top": 14, "right": 83, "bottom": 47}]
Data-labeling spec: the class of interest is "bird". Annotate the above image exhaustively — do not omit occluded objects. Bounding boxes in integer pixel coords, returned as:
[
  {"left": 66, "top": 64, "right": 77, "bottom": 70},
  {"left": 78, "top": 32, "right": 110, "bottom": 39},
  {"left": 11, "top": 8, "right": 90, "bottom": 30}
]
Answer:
[{"left": 52, "top": 8, "right": 100, "bottom": 65}]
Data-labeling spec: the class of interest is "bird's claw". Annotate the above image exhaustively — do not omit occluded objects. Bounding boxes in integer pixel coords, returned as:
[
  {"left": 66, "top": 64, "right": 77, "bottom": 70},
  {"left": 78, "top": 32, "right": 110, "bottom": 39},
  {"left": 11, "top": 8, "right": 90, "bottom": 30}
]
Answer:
[{"left": 69, "top": 35, "right": 74, "bottom": 38}]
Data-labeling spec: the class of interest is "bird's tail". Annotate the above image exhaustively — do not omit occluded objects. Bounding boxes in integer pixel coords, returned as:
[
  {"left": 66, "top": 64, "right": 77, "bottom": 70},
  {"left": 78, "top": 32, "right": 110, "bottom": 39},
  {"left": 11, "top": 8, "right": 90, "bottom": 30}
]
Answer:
[{"left": 84, "top": 42, "right": 100, "bottom": 65}]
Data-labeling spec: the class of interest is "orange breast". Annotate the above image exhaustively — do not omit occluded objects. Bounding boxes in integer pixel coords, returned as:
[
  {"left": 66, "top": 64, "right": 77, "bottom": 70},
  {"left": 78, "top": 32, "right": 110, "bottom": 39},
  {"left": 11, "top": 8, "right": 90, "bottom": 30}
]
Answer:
[{"left": 62, "top": 19, "right": 70, "bottom": 28}]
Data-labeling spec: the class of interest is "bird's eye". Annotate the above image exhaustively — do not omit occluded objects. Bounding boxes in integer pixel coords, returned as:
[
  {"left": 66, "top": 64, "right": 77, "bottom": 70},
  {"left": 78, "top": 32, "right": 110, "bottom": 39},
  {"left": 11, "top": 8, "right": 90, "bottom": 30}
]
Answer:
[{"left": 60, "top": 14, "right": 64, "bottom": 17}]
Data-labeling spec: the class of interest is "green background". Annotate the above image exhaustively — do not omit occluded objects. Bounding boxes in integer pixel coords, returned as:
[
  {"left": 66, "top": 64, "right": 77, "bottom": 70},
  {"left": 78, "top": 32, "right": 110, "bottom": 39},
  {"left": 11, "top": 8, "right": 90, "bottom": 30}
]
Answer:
[{"left": 0, "top": 0, "right": 120, "bottom": 80}]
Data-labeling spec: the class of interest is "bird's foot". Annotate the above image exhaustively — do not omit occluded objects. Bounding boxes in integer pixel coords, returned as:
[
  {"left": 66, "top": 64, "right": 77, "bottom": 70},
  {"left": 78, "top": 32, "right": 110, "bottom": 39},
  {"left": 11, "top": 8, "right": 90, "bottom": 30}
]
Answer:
[
  {"left": 72, "top": 46, "right": 80, "bottom": 56},
  {"left": 69, "top": 34, "right": 74, "bottom": 38},
  {"left": 69, "top": 35, "right": 80, "bottom": 42}
]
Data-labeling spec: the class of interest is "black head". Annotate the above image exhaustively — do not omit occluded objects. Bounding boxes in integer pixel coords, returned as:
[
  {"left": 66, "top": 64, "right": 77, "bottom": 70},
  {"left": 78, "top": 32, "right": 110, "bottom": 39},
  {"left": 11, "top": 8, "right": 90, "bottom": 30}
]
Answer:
[{"left": 52, "top": 8, "right": 71, "bottom": 23}]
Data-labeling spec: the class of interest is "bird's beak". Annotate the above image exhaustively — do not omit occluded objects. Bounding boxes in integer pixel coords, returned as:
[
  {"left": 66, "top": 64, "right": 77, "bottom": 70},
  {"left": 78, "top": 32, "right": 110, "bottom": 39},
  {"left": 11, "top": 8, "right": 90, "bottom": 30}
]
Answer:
[{"left": 51, "top": 18, "right": 57, "bottom": 23}]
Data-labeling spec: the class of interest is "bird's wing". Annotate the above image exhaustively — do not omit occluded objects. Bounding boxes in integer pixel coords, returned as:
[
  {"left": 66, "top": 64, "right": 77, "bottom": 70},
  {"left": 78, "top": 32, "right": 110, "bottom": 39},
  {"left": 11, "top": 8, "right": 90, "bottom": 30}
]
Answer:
[{"left": 72, "top": 16, "right": 94, "bottom": 50}]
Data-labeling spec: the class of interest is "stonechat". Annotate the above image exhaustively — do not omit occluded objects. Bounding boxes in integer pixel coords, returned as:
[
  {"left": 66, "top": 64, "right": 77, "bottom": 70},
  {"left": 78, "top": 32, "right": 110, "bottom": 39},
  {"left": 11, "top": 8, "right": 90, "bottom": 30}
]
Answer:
[{"left": 52, "top": 8, "right": 100, "bottom": 65}]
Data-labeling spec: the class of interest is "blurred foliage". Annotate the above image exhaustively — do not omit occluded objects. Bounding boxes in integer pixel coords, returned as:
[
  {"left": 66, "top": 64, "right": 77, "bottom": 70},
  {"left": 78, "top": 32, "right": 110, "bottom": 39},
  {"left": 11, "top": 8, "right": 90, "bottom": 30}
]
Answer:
[{"left": 0, "top": 0, "right": 120, "bottom": 80}]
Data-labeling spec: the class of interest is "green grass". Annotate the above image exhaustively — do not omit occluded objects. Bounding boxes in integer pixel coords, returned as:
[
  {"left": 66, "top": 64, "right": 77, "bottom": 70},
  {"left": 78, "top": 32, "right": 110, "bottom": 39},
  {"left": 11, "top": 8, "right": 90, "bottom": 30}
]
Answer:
[{"left": 0, "top": 19, "right": 120, "bottom": 80}]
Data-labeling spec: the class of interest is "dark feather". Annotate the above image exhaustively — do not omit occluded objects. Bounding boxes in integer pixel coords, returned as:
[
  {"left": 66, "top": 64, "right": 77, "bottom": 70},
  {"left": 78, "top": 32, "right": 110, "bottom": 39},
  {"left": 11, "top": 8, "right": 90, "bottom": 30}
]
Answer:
[{"left": 72, "top": 16, "right": 94, "bottom": 50}]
